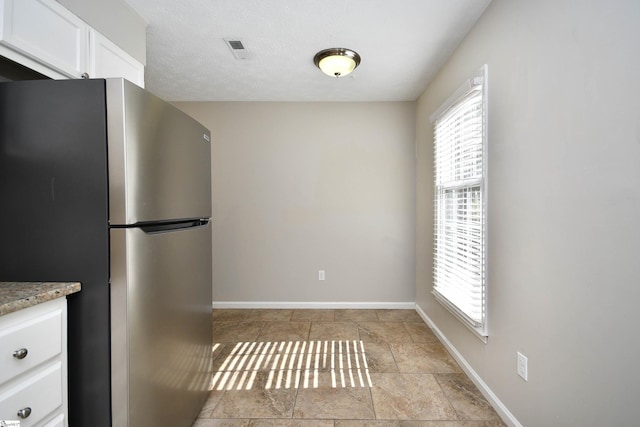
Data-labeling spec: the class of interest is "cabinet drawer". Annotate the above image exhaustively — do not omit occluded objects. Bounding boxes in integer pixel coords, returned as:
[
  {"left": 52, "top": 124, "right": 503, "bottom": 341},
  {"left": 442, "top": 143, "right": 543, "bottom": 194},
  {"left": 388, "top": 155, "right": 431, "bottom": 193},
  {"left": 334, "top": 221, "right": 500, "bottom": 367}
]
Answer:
[
  {"left": 43, "top": 412, "right": 65, "bottom": 427},
  {"left": 0, "top": 361, "right": 63, "bottom": 427},
  {"left": 0, "top": 308, "right": 62, "bottom": 385}
]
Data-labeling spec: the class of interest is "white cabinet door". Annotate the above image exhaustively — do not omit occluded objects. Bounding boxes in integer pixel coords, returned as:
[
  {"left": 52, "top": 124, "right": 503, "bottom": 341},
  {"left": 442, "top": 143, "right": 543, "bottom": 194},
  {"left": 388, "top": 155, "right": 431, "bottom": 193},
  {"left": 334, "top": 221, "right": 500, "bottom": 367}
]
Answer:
[
  {"left": 0, "top": 307, "right": 62, "bottom": 384},
  {"left": 0, "top": 362, "right": 63, "bottom": 427},
  {"left": 89, "top": 30, "right": 144, "bottom": 88},
  {"left": 42, "top": 413, "right": 65, "bottom": 427},
  {"left": 0, "top": 298, "right": 68, "bottom": 427},
  {"left": 0, "top": 0, "right": 88, "bottom": 78}
]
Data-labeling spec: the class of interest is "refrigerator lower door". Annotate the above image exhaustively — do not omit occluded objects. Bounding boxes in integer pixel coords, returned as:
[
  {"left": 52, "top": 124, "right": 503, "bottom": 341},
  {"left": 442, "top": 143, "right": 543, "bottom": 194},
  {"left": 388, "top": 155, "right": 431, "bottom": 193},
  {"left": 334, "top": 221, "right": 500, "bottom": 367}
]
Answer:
[{"left": 110, "top": 222, "right": 213, "bottom": 427}]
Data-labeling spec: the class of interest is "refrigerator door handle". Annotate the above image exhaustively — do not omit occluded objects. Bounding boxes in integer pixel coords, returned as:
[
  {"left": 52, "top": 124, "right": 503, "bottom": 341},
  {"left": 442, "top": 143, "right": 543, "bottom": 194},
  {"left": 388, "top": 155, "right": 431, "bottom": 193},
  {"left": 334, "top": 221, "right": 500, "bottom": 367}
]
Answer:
[{"left": 139, "top": 219, "right": 210, "bottom": 234}]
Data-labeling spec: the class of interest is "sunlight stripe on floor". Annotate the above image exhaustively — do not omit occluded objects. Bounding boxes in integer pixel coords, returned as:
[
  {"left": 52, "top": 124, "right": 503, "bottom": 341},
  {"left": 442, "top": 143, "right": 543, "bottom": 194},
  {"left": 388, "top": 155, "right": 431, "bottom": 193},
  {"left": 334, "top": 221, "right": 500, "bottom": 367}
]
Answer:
[{"left": 212, "top": 340, "right": 373, "bottom": 390}]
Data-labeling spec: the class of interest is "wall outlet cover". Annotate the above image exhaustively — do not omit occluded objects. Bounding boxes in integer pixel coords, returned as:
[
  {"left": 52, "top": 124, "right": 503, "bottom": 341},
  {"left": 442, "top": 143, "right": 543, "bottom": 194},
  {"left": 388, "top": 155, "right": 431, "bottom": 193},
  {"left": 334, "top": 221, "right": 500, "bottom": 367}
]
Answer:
[{"left": 517, "top": 352, "right": 528, "bottom": 381}]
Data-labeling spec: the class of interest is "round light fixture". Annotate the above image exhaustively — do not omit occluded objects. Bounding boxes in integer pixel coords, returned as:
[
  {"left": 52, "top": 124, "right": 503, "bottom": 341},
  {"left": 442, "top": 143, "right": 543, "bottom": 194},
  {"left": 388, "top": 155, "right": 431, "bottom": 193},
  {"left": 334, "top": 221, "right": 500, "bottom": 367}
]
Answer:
[{"left": 313, "top": 48, "right": 361, "bottom": 77}]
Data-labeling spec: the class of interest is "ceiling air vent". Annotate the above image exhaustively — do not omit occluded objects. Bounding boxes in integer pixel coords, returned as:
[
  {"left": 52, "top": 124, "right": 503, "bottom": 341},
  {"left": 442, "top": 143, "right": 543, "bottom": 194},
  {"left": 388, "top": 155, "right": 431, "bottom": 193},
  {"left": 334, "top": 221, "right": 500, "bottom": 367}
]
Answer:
[{"left": 224, "top": 38, "right": 250, "bottom": 60}]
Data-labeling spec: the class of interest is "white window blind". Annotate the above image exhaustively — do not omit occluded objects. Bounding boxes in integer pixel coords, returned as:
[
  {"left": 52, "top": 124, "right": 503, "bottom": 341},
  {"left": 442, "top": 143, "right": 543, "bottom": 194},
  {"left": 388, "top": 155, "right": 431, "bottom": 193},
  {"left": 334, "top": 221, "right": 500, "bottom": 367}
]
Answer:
[{"left": 431, "top": 65, "right": 488, "bottom": 339}]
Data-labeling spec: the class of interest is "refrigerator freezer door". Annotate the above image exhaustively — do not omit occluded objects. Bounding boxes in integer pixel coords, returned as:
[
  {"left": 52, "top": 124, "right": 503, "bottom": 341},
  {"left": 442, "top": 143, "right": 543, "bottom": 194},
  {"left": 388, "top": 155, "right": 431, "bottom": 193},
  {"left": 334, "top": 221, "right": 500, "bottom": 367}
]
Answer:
[
  {"left": 106, "top": 78, "right": 212, "bottom": 225},
  {"left": 110, "top": 222, "right": 213, "bottom": 427}
]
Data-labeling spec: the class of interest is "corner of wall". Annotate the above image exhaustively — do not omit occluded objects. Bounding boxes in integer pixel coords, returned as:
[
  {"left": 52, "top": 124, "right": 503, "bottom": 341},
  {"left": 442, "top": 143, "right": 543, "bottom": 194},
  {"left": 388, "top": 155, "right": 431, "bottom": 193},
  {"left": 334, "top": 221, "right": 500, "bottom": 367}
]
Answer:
[{"left": 415, "top": 303, "right": 522, "bottom": 427}]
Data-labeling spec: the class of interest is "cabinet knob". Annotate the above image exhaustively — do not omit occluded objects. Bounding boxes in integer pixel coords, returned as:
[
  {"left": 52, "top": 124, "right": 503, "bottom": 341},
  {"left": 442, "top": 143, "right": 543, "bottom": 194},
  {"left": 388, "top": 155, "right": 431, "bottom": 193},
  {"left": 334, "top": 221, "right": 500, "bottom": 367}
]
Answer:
[
  {"left": 13, "top": 348, "right": 28, "bottom": 359},
  {"left": 17, "top": 407, "right": 32, "bottom": 419},
  {"left": 81, "top": 72, "right": 90, "bottom": 79}
]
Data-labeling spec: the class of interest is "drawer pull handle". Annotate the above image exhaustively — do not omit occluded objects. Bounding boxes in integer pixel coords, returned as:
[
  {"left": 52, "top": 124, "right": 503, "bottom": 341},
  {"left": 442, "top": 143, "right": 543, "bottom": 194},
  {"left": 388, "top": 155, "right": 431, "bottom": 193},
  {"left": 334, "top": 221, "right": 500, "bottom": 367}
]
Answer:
[
  {"left": 13, "top": 348, "right": 28, "bottom": 359},
  {"left": 17, "top": 407, "right": 32, "bottom": 419}
]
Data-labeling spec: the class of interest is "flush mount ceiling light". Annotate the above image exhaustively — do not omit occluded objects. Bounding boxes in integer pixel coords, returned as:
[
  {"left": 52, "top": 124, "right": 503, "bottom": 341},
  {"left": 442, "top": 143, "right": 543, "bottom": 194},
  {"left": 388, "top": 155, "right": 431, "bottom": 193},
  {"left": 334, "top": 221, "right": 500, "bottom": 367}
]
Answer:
[{"left": 313, "top": 48, "right": 361, "bottom": 77}]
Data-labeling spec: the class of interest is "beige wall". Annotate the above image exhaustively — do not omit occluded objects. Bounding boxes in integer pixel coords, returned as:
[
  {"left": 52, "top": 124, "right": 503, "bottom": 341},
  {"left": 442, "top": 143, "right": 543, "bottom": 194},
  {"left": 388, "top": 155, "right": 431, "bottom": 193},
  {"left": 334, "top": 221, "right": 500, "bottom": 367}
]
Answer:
[
  {"left": 56, "top": 0, "right": 146, "bottom": 64},
  {"left": 174, "top": 102, "right": 416, "bottom": 305},
  {"left": 416, "top": 0, "right": 640, "bottom": 425}
]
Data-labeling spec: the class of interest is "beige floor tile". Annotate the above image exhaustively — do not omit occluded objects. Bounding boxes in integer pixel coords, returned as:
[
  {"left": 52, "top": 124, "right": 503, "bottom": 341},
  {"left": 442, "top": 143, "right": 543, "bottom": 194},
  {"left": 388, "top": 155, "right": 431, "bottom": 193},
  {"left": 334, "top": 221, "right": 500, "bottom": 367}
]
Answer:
[
  {"left": 435, "top": 374, "right": 505, "bottom": 424},
  {"left": 201, "top": 310, "right": 504, "bottom": 427},
  {"left": 211, "top": 342, "right": 233, "bottom": 364},
  {"left": 193, "top": 419, "right": 250, "bottom": 427},
  {"left": 213, "top": 341, "right": 277, "bottom": 383},
  {"left": 399, "top": 421, "right": 506, "bottom": 426},
  {"left": 212, "top": 340, "right": 343, "bottom": 379},
  {"left": 211, "top": 349, "right": 289, "bottom": 390},
  {"left": 209, "top": 371, "right": 297, "bottom": 418},
  {"left": 213, "top": 309, "right": 293, "bottom": 322},
  {"left": 291, "top": 309, "right": 335, "bottom": 322},
  {"left": 210, "top": 370, "right": 266, "bottom": 395},
  {"left": 212, "top": 341, "right": 228, "bottom": 359},
  {"left": 390, "top": 343, "right": 461, "bottom": 374},
  {"left": 296, "top": 340, "right": 368, "bottom": 374},
  {"left": 293, "top": 378, "right": 375, "bottom": 419},
  {"left": 196, "top": 392, "right": 224, "bottom": 418},
  {"left": 213, "top": 321, "right": 265, "bottom": 342},
  {"left": 335, "top": 309, "right": 379, "bottom": 322},
  {"left": 336, "top": 421, "right": 401, "bottom": 426},
  {"left": 358, "top": 322, "right": 413, "bottom": 343},
  {"left": 256, "top": 321, "right": 311, "bottom": 341},
  {"left": 257, "top": 365, "right": 371, "bottom": 390},
  {"left": 376, "top": 310, "right": 423, "bottom": 322},
  {"left": 369, "top": 373, "right": 457, "bottom": 420},
  {"left": 403, "top": 322, "right": 439, "bottom": 343},
  {"left": 250, "top": 309, "right": 294, "bottom": 321},
  {"left": 309, "top": 321, "right": 360, "bottom": 340},
  {"left": 360, "top": 342, "right": 399, "bottom": 373},
  {"left": 248, "top": 420, "right": 334, "bottom": 426},
  {"left": 213, "top": 309, "right": 255, "bottom": 322}
]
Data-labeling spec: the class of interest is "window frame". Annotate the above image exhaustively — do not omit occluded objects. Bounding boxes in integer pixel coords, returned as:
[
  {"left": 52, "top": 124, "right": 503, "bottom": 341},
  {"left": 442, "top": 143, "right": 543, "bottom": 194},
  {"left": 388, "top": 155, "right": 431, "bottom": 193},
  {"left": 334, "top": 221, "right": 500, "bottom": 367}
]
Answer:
[{"left": 430, "top": 65, "right": 488, "bottom": 341}]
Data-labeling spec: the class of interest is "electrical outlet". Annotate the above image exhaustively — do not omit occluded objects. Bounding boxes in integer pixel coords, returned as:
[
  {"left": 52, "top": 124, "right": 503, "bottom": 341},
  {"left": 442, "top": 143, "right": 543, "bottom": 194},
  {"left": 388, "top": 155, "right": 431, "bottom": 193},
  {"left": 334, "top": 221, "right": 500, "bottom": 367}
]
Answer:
[
  {"left": 517, "top": 352, "right": 528, "bottom": 381},
  {"left": 318, "top": 270, "right": 325, "bottom": 281}
]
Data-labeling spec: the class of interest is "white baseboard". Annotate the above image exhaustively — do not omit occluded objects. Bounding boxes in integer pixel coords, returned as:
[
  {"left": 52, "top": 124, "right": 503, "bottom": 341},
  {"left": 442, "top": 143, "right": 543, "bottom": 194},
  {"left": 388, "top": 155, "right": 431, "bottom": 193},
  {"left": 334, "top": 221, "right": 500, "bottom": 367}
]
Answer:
[
  {"left": 212, "top": 301, "right": 416, "bottom": 309},
  {"left": 415, "top": 304, "right": 522, "bottom": 427}
]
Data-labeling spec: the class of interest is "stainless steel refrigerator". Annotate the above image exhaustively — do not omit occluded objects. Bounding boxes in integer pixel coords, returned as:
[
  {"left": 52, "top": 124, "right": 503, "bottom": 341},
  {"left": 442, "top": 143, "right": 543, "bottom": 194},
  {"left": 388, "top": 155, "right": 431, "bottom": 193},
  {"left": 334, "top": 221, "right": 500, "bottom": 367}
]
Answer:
[{"left": 0, "top": 78, "right": 213, "bottom": 427}]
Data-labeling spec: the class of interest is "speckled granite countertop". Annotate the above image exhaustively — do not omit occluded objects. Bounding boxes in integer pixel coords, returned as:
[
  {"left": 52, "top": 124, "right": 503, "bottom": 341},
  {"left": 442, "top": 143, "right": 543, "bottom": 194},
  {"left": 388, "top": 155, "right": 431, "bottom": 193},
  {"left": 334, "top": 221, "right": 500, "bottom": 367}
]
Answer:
[{"left": 0, "top": 282, "right": 81, "bottom": 316}]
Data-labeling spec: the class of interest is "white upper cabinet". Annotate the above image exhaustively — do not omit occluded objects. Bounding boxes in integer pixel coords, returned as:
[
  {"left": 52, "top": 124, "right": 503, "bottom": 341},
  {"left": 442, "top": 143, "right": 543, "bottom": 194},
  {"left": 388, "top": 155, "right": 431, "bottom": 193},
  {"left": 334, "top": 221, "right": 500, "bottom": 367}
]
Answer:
[
  {"left": 0, "top": 0, "right": 144, "bottom": 87},
  {"left": 0, "top": 0, "right": 88, "bottom": 78},
  {"left": 89, "top": 30, "right": 144, "bottom": 88}
]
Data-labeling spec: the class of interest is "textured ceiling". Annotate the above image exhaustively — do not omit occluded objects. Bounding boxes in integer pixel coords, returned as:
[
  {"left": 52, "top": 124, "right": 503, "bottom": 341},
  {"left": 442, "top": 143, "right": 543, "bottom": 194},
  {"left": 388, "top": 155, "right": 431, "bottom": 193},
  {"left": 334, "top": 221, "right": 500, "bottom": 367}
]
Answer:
[{"left": 123, "top": 0, "right": 491, "bottom": 102}]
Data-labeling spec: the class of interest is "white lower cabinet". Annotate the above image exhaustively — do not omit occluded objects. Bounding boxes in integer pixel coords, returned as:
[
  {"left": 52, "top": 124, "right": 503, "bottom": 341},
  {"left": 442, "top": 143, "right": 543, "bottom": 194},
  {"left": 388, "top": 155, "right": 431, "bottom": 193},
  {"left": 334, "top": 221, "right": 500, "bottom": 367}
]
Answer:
[
  {"left": 42, "top": 413, "right": 65, "bottom": 427},
  {"left": 0, "top": 299, "right": 68, "bottom": 427}
]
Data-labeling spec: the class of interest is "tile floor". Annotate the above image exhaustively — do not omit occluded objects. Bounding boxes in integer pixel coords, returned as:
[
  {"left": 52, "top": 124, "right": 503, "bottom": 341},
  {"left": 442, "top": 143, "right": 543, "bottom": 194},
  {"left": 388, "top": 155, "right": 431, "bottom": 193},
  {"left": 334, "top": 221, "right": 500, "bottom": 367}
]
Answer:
[{"left": 195, "top": 309, "right": 506, "bottom": 427}]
